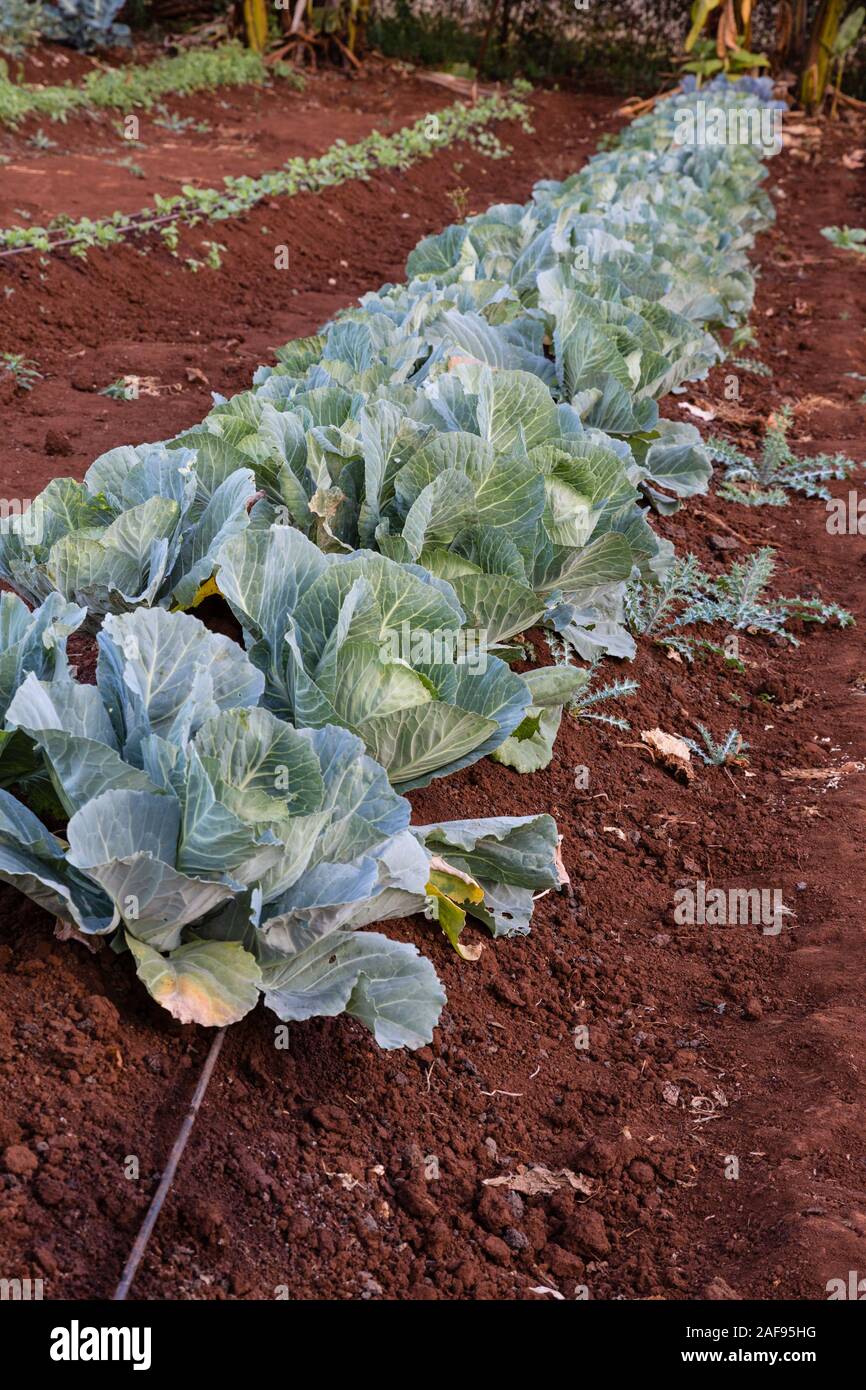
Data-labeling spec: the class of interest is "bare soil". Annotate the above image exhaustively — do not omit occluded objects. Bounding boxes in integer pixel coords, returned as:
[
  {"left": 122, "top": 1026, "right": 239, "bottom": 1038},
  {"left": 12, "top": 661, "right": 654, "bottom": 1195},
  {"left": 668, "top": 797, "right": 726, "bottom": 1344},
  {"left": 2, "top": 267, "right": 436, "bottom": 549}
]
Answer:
[{"left": 0, "top": 62, "right": 865, "bottom": 1302}]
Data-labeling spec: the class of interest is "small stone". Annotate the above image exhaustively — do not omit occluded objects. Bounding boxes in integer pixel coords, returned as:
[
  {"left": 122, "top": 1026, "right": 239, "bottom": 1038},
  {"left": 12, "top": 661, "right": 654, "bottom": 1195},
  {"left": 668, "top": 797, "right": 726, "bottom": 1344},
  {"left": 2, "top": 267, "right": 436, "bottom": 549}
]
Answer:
[
  {"left": 34, "top": 1244, "right": 58, "bottom": 1277},
  {"left": 628, "top": 1159, "right": 656, "bottom": 1186},
  {"left": 476, "top": 1185, "right": 518, "bottom": 1233},
  {"left": 576, "top": 1137, "right": 619, "bottom": 1176},
  {"left": 541, "top": 1243, "right": 585, "bottom": 1279},
  {"left": 743, "top": 997, "right": 763, "bottom": 1021},
  {"left": 3, "top": 1144, "right": 37, "bottom": 1176},
  {"left": 503, "top": 1226, "right": 529, "bottom": 1252},
  {"left": 705, "top": 1277, "right": 742, "bottom": 1300},
  {"left": 80, "top": 994, "right": 120, "bottom": 1040},
  {"left": 45, "top": 429, "right": 73, "bottom": 457},
  {"left": 35, "top": 1173, "right": 65, "bottom": 1206},
  {"left": 560, "top": 1207, "right": 610, "bottom": 1258},
  {"left": 396, "top": 1181, "right": 438, "bottom": 1221},
  {"left": 480, "top": 1233, "right": 511, "bottom": 1266},
  {"left": 309, "top": 1104, "right": 350, "bottom": 1133}
]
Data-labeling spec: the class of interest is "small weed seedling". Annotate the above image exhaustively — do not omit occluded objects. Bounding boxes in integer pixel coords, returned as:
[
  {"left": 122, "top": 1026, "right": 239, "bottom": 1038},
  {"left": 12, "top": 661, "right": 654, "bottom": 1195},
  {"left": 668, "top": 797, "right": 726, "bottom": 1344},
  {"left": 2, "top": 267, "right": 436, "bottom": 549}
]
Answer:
[
  {"left": 568, "top": 660, "right": 639, "bottom": 730},
  {"left": 730, "top": 357, "right": 772, "bottom": 377},
  {"left": 28, "top": 128, "right": 58, "bottom": 151},
  {"left": 821, "top": 225, "right": 866, "bottom": 255},
  {"left": 547, "top": 638, "right": 640, "bottom": 731},
  {"left": 2, "top": 351, "right": 41, "bottom": 390},
  {"left": 680, "top": 724, "right": 749, "bottom": 766},
  {"left": 100, "top": 377, "right": 135, "bottom": 401}
]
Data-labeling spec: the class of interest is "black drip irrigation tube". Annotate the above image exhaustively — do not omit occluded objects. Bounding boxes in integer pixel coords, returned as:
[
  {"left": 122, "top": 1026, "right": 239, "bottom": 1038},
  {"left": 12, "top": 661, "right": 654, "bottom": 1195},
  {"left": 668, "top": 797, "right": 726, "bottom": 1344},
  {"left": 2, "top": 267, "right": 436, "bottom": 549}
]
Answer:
[{"left": 113, "top": 1026, "right": 227, "bottom": 1301}]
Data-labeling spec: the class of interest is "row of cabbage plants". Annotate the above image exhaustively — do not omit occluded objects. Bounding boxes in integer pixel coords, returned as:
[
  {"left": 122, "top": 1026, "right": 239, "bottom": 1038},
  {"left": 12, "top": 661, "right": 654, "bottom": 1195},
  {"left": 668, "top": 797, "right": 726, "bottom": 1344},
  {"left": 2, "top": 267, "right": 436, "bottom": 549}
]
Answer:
[{"left": 0, "top": 78, "right": 782, "bottom": 1046}]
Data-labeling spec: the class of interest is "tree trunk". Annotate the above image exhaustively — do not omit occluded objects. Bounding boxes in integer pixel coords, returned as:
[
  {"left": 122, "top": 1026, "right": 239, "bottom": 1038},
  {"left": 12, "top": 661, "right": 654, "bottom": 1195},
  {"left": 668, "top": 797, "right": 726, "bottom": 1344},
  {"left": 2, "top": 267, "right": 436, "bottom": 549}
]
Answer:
[
  {"left": 477, "top": 0, "right": 500, "bottom": 78},
  {"left": 499, "top": 0, "right": 512, "bottom": 52},
  {"left": 242, "top": 0, "right": 269, "bottom": 51},
  {"left": 801, "top": 0, "right": 847, "bottom": 110}
]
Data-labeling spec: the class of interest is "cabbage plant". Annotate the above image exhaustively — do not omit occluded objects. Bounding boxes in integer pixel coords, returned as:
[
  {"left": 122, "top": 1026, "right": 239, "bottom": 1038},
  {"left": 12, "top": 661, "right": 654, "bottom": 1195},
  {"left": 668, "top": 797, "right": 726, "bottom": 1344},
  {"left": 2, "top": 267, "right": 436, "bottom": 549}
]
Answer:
[
  {"left": 40, "top": 0, "right": 129, "bottom": 51},
  {"left": 0, "top": 590, "right": 86, "bottom": 786},
  {"left": 0, "top": 442, "right": 256, "bottom": 622},
  {"left": 175, "top": 369, "right": 660, "bottom": 660},
  {"left": 215, "top": 522, "right": 531, "bottom": 791},
  {"left": 0, "top": 607, "right": 561, "bottom": 1046}
]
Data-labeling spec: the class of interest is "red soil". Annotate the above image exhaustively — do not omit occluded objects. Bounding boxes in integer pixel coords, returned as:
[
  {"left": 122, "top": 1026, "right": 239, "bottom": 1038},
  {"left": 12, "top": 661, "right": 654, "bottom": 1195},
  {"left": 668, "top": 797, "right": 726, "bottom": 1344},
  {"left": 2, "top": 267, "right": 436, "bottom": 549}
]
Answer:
[{"left": 0, "top": 65, "right": 865, "bottom": 1302}]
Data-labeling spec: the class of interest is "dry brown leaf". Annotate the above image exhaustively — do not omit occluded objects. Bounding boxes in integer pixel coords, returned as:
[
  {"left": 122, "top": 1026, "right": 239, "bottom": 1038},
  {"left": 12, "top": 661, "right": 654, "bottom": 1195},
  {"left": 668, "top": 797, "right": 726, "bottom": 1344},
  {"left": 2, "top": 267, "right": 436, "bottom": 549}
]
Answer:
[
  {"left": 793, "top": 394, "right": 839, "bottom": 414},
  {"left": 324, "top": 1168, "right": 363, "bottom": 1191},
  {"left": 641, "top": 728, "right": 695, "bottom": 782},
  {"left": 717, "top": 0, "right": 738, "bottom": 57},
  {"left": 54, "top": 918, "right": 102, "bottom": 953},
  {"left": 484, "top": 1164, "right": 592, "bottom": 1197},
  {"left": 706, "top": 398, "right": 761, "bottom": 426},
  {"left": 553, "top": 839, "right": 570, "bottom": 889},
  {"left": 678, "top": 401, "right": 715, "bottom": 421},
  {"left": 781, "top": 762, "right": 864, "bottom": 781},
  {"left": 124, "top": 373, "right": 162, "bottom": 397}
]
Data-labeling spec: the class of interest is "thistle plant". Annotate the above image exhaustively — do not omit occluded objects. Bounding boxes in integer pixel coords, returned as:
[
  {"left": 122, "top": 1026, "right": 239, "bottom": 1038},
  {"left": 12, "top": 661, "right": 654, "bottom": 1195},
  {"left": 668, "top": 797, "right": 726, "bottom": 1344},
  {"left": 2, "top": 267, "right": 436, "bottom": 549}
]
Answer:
[
  {"left": 731, "top": 357, "right": 772, "bottom": 377},
  {"left": 678, "top": 547, "right": 853, "bottom": 643},
  {"left": 708, "top": 407, "right": 860, "bottom": 505},
  {"left": 623, "top": 554, "right": 704, "bottom": 638},
  {"left": 680, "top": 724, "right": 749, "bottom": 767},
  {"left": 568, "top": 658, "right": 639, "bottom": 731},
  {"left": 626, "top": 548, "right": 853, "bottom": 658},
  {"left": 546, "top": 637, "right": 639, "bottom": 731},
  {"left": 28, "top": 129, "right": 57, "bottom": 152}
]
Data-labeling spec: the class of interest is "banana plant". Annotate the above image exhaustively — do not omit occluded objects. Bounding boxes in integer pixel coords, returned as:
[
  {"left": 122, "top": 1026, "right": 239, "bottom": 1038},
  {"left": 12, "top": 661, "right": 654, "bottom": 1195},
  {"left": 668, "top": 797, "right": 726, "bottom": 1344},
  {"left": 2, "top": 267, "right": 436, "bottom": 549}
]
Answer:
[
  {"left": 829, "top": 5, "right": 865, "bottom": 115},
  {"left": 242, "top": 0, "right": 270, "bottom": 53},
  {"left": 682, "top": 0, "right": 769, "bottom": 81},
  {"left": 801, "top": 0, "right": 854, "bottom": 110}
]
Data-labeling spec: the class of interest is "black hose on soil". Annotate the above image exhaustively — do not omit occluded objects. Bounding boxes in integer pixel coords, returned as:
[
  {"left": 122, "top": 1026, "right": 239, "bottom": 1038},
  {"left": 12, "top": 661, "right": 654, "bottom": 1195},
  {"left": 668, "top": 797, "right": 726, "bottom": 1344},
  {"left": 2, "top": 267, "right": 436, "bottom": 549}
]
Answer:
[{"left": 113, "top": 1026, "right": 227, "bottom": 1301}]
